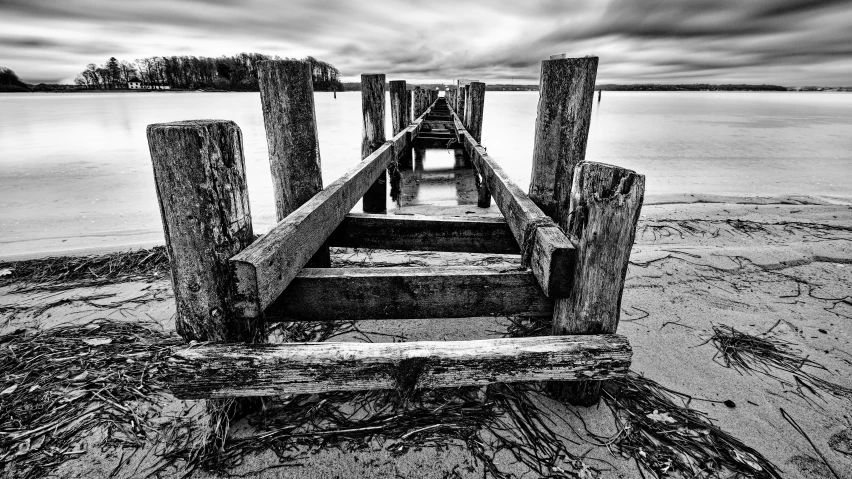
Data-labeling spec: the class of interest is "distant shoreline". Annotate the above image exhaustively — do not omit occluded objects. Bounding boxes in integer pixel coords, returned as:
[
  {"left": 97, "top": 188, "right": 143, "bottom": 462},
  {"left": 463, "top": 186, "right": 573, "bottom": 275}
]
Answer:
[{"left": 5, "top": 85, "right": 851, "bottom": 94}]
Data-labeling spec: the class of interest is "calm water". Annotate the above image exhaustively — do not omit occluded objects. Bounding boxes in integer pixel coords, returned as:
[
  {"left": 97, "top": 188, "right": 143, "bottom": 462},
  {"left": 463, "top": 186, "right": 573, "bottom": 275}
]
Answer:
[{"left": 1, "top": 91, "right": 851, "bottom": 258}]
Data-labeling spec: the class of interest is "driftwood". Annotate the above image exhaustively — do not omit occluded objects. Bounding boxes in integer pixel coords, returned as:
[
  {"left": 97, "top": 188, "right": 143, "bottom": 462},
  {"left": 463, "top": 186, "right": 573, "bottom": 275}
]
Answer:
[
  {"left": 329, "top": 213, "right": 519, "bottom": 253},
  {"left": 147, "top": 120, "right": 258, "bottom": 342},
  {"left": 264, "top": 266, "right": 551, "bottom": 321},
  {"left": 257, "top": 60, "right": 330, "bottom": 267},
  {"left": 361, "top": 73, "right": 387, "bottom": 213},
  {"left": 167, "top": 334, "right": 632, "bottom": 398}
]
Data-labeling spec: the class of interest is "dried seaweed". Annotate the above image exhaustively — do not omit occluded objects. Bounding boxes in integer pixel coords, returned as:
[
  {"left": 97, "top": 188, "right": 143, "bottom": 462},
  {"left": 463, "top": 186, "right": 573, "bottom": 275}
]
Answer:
[
  {"left": 602, "top": 372, "right": 781, "bottom": 478},
  {"left": 0, "top": 320, "right": 180, "bottom": 479},
  {"left": 709, "top": 324, "right": 852, "bottom": 402},
  {"left": 507, "top": 314, "right": 783, "bottom": 479},
  {"left": 0, "top": 247, "right": 170, "bottom": 291}
]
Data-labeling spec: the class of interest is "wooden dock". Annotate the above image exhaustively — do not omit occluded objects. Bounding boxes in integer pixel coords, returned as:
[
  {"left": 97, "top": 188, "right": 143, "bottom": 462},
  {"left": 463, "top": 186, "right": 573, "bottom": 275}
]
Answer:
[{"left": 146, "top": 56, "right": 644, "bottom": 411}]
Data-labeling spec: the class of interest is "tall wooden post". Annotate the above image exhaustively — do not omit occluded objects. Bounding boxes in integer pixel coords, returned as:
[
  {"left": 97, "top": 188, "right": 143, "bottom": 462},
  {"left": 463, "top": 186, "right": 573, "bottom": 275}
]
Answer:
[
  {"left": 148, "top": 120, "right": 260, "bottom": 343},
  {"left": 409, "top": 88, "right": 415, "bottom": 121},
  {"left": 389, "top": 80, "right": 407, "bottom": 207},
  {"left": 466, "top": 82, "right": 485, "bottom": 142},
  {"left": 552, "top": 162, "right": 644, "bottom": 405},
  {"left": 389, "top": 80, "right": 408, "bottom": 136},
  {"left": 529, "top": 56, "right": 598, "bottom": 225},
  {"left": 411, "top": 87, "right": 420, "bottom": 119},
  {"left": 527, "top": 56, "right": 644, "bottom": 406},
  {"left": 257, "top": 60, "right": 329, "bottom": 267},
  {"left": 361, "top": 73, "right": 387, "bottom": 213},
  {"left": 457, "top": 86, "right": 466, "bottom": 122},
  {"left": 465, "top": 82, "right": 490, "bottom": 208}
]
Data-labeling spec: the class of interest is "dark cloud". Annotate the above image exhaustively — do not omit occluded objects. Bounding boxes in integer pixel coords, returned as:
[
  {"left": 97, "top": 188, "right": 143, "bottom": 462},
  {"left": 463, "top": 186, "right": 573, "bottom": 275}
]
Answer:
[{"left": 0, "top": 0, "right": 850, "bottom": 85}]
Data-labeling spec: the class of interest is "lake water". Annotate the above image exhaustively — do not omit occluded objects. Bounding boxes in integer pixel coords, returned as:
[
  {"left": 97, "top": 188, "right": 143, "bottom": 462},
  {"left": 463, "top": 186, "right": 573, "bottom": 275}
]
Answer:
[{"left": 1, "top": 91, "right": 851, "bottom": 259}]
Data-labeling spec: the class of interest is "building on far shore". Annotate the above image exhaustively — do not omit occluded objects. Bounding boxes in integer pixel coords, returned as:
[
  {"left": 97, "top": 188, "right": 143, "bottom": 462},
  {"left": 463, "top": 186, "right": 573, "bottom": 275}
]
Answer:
[{"left": 127, "top": 78, "right": 171, "bottom": 90}]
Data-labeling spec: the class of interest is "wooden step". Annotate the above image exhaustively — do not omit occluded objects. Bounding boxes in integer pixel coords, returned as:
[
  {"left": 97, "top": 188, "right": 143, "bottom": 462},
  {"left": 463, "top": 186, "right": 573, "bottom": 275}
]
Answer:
[{"left": 167, "top": 335, "right": 632, "bottom": 398}]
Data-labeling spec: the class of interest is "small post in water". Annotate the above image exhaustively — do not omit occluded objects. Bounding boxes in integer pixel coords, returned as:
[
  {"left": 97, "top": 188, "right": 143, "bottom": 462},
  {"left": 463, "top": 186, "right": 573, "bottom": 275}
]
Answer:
[
  {"left": 361, "top": 73, "right": 387, "bottom": 213},
  {"left": 465, "top": 82, "right": 490, "bottom": 208}
]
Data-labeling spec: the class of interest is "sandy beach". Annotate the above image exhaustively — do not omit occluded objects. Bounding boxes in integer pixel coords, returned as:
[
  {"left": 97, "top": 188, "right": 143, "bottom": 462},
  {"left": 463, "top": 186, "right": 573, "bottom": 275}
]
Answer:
[{"left": 2, "top": 195, "right": 851, "bottom": 478}]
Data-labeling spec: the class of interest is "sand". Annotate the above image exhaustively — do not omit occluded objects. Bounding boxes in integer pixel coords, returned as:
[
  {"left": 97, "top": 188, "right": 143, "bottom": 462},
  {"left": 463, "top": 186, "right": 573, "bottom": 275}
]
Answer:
[{"left": 1, "top": 195, "right": 851, "bottom": 478}]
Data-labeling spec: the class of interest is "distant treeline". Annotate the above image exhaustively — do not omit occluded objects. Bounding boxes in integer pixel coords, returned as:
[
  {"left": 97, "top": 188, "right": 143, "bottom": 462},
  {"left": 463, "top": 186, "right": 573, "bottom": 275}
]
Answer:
[
  {"left": 73, "top": 54, "right": 343, "bottom": 91},
  {"left": 596, "top": 84, "right": 787, "bottom": 91},
  {"left": 0, "top": 67, "right": 30, "bottom": 92}
]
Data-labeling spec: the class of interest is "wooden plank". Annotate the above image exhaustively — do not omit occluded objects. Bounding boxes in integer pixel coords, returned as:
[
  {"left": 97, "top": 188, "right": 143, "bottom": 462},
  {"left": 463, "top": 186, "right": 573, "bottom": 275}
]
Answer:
[
  {"left": 529, "top": 57, "right": 598, "bottom": 226},
  {"left": 230, "top": 139, "right": 401, "bottom": 317},
  {"left": 258, "top": 60, "right": 330, "bottom": 267},
  {"left": 552, "top": 161, "right": 644, "bottom": 405},
  {"left": 329, "top": 213, "right": 519, "bottom": 253},
  {"left": 264, "top": 266, "right": 550, "bottom": 321},
  {"left": 147, "top": 120, "right": 261, "bottom": 342},
  {"left": 361, "top": 73, "right": 387, "bottom": 213},
  {"left": 452, "top": 112, "right": 574, "bottom": 298},
  {"left": 167, "top": 334, "right": 632, "bottom": 398}
]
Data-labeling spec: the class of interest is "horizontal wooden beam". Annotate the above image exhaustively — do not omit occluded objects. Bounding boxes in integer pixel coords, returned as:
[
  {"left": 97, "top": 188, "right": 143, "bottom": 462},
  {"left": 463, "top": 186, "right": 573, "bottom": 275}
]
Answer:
[
  {"left": 329, "top": 214, "right": 519, "bottom": 253},
  {"left": 231, "top": 126, "right": 412, "bottom": 317},
  {"left": 452, "top": 112, "right": 575, "bottom": 298},
  {"left": 167, "top": 334, "right": 632, "bottom": 398},
  {"left": 264, "top": 266, "right": 548, "bottom": 321}
]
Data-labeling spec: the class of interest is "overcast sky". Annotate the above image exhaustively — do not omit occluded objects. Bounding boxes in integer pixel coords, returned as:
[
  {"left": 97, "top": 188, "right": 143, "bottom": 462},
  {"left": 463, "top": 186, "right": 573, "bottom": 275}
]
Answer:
[{"left": 1, "top": 0, "right": 851, "bottom": 85}]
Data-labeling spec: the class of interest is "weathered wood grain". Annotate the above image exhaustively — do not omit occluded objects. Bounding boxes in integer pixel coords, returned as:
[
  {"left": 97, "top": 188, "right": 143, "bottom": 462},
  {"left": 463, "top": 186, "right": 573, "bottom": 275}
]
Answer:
[
  {"left": 167, "top": 334, "right": 632, "bottom": 398},
  {"left": 230, "top": 143, "right": 396, "bottom": 317},
  {"left": 529, "top": 57, "right": 598, "bottom": 227},
  {"left": 147, "top": 120, "right": 260, "bottom": 342},
  {"left": 257, "top": 60, "right": 330, "bottom": 267},
  {"left": 361, "top": 74, "right": 387, "bottom": 213},
  {"left": 264, "top": 266, "right": 551, "bottom": 321},
  {"left": 453, "top": 112, "right": 574, "bottom": 298},
  {"left": 328, "top": 213, "right": 519, "bottom": 253},
  {"left": 552, "top": 161, "right": 644, "bottom": 405},
  {"left": 389, "top": 80, "right": 408, "bottom": 136},
  {"left": 457, "top": 85, "right": 467, "bottom": 125},
  {"left": 465, "top": 82, "right": 485, "bottom": 142}
]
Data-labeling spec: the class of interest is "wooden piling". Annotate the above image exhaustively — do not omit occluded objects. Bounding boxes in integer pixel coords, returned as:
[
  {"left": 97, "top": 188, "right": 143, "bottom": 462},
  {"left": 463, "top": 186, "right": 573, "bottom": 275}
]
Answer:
[
  {"left": 389, "top": 80, "right": 408, "bottom": 136},
  {"left": 529, "top": 57, "right": 598, "bottom": 225},
  {"left": 258, "top": 60, "right": 330, "bottom": 267},
  {"left": 147, "top": 120, "right": 259, "bottom": 342},
  {"left": 361, "top": 74, "right": 387, "bottom": 213},
  {"left": 457, "top": 85, "right": 466, "bottom": 121},
  {"left": 551, "top": 162, "right": 644, "bottom": 405},
  {"left": 465, "top": 82, "right": 490, "bottom": 208}
]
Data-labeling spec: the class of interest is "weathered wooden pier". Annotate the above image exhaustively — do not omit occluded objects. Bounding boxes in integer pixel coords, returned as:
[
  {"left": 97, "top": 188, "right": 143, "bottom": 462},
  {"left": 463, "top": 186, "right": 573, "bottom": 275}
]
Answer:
[{"left": 148, "top": 56, "right": 644, "bottom": 408}]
